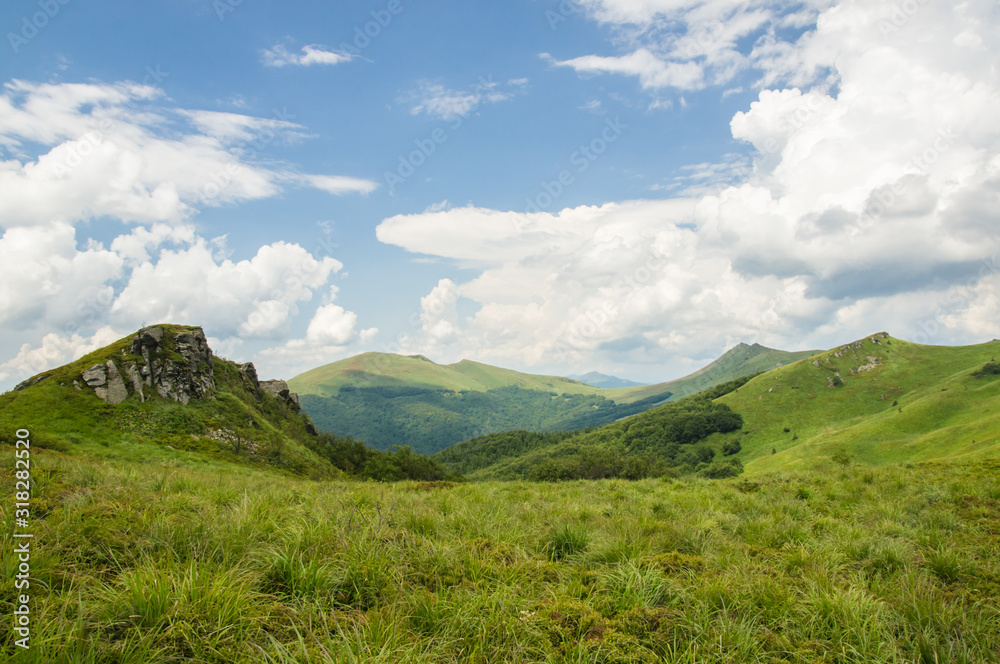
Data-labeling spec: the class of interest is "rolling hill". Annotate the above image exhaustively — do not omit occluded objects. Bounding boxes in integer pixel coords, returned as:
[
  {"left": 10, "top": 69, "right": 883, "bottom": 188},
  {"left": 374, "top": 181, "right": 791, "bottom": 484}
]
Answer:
[
  {"left": 433, "top": 333, "right": 1000, "bottom": 480},
  {"left": 290, "top": 344, "right": 817, "bottom": 454}
]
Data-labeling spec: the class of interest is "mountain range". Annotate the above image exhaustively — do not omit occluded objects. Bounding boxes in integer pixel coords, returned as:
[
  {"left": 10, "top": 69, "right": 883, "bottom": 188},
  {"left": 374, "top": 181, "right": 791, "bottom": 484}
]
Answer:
[
  {"left": 432, "top": 333, "right": 1000, "bottom": 480},
  {"left": 288, "top": 342, "right": 819, "bottom": 454}
]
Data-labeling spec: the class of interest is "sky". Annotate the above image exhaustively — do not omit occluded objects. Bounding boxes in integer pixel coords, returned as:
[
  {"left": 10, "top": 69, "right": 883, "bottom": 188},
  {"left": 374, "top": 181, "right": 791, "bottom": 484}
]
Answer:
[{"left": 1, "top": 0, "right": 998, "bottom": 391}]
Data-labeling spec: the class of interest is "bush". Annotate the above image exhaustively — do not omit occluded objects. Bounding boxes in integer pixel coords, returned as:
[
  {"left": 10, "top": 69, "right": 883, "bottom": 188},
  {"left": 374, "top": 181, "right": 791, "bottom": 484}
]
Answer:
[
  {"left": 973, "top": 362, "right": 1000, "bottom": 378},
  {"left": 545, "top": 524, "right": 590, "bottom": 561},
  {"left": 722, "top": 440, "right": 742, "bottom": 456},
  {"left": 699, "top": 457, "right": 744, "bottom": 479}
]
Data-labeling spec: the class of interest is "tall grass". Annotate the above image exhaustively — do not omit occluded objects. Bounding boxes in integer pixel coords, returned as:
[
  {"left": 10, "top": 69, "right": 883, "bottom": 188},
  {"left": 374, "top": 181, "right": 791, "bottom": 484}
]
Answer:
[{"left": 2, "top": 450, "right": 999, "bottom": 662}]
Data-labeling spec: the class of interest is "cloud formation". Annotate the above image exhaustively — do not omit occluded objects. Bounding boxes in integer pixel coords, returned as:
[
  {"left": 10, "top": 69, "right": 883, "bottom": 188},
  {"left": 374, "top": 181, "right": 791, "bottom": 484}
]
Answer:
[{"left": 378, "top": 1, "right": 1000, "bottom": 379}]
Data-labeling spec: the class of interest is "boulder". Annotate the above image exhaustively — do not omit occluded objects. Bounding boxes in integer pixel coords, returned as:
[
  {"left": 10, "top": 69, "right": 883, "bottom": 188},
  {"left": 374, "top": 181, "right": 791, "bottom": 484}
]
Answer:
[
  {"left": 260, "top": 379, "right": 301, "bottom": 409},
  {"left": 82, "top": 365, "right": 107, "bottom": 388}
]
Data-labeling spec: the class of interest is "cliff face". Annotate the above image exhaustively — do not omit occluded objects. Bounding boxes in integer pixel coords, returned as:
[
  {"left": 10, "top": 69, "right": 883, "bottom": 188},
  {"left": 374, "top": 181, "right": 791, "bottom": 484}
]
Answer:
[{"left": 69, "top": 326, "right": 216, "bottom": 405}]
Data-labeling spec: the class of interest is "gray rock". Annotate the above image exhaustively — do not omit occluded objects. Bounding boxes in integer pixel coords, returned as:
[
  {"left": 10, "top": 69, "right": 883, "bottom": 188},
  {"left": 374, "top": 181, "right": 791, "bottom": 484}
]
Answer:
[
  {"left": 125, "top": 364, "right": 145, "bottom": 402},
  {"left": 239, "top": 362, "right": 259, "bottom": 392},
  {"left": 103, "top": 361, "right": 129, "bottom": 405},
  {"left": 260, "top": 379, "right": 300, "bottom": 409},
  {"left": 14, "top": 374, "right": 50, "bottom": 391},
  {"left": 82, "top": 365, "right": 107, "bottom": 387}
]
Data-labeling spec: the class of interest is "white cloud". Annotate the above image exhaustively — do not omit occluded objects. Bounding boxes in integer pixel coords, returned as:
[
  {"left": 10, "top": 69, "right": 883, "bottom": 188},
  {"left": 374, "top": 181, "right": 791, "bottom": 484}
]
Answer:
[
  {"left": 111, "top": 239, "right": 344, "bottom": 340},
  {"left": 306, "top": 304, "right": 359, "bottom": 346},
  {"left": 545, "top": 49, "right": 704, "bottom": 90},
  {"left": 293, "top": 174, "right": 379, "bottom": 196},
  {"left": 0, "top": 222, "right": 122, "bottom": 331},
  {"left": 376, "top": 1, "right": 1000, "bottom": 379},
  {"left": 0, "top": 326, "right": 123, "bottom": 386},
  {"left": 404, "top": 78, "right": 524, "bottom": 121},
  {"left": 0, "top": 80, "right": 376, "bottom": 229},
  {"left": 548, "top": 1, "right": 837, "bottom": 93},
  {"left": 260, "top": 44, "right": 353, "bottom": 68}
]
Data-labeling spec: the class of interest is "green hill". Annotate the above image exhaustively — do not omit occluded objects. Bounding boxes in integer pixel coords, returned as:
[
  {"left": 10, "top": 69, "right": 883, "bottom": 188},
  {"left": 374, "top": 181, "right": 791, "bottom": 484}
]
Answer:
[
  {"left": 606, "top": 342, "right": 820, "bottom": 404},
  {"left": 290, "top": 344, "right": 816, "bottom": 454},
  {"left": 435, "top": 333, "right": 1000, "bottom": 481},
  {"left": 0, "top": 325, "right": 456, "bottom": 482},
  {"left": 707, "top": 332, "right": 1000, "bottom": 473}
]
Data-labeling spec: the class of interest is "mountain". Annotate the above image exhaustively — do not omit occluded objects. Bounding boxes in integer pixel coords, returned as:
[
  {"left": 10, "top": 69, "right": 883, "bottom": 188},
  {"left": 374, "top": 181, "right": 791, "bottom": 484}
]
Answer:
[
  {"left": 432, "top": 333, "right": 1000, "bottom": 480},
  {"left": 290, "top": 344, "right": 817, "bottom": 455},
  {"left": 0, "top": 325, "right": 456, "bottom": 482},
  {"left": 610, "top": 342, "right": 821, "bottom": 404},
  {"left": 568, "top": 371, "right": 647, "bottom": 389}
]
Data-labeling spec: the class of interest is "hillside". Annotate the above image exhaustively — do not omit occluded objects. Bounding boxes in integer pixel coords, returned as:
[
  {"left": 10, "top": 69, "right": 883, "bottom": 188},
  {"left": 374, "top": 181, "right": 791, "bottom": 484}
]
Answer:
[
  {"left": 290, "top": 344, "right": 814, "bottom": 454},
  {"left": 0, "top": 325, "right": 456, "bottom": 482},
  {"left": 434, "top": 333, "right": 1000, "bottom": 481},
  {"left": 708, "top": 333, "right": 1000, "bottom": 473},
  {"left": 606, "top": 342, "right": 820, "bottom": 404}
]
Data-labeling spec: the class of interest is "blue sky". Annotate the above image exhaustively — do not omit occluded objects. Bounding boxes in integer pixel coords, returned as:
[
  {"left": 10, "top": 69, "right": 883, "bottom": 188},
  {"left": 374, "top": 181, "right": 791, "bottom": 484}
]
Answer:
[{"left": 1, "top": 0, "right": 999, "bottom": 389}]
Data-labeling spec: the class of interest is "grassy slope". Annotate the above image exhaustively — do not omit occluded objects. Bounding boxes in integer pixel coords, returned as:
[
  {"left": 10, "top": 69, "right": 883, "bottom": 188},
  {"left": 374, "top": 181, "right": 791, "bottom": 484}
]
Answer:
[
  {"left": 2, "top": 450, "right": 997, "bottom": 663},
  {"left": 707, "top": 334, "right": 1000, "bottom": 473},
  {"left": 0, "top": 325, "right": 339, "bottom": 479},
  {"left": 607, "top": 343, "right": 820, "bottom": 404}
]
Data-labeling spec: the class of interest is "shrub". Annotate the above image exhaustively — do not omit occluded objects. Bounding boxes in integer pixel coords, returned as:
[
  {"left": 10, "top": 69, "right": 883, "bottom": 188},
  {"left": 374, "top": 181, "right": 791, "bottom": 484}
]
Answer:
[
  {"left": 972, "top": 362, "right": 1000, "bottom": 378},
  {"left": 699, "top": 457, "right": 743, "bottom": 479},
  {"left": 545, "top": 524, "right": 590, "bottom": 561},
  {"left": 722, "top": 440, "right": 742, "bottom": 456}
]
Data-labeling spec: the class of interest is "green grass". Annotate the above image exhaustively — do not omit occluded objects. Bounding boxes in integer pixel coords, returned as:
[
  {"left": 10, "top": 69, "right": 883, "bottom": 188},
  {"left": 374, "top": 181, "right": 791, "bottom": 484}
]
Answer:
[{"left": 2, "top": 446, "right": 998, "bottom": 663}]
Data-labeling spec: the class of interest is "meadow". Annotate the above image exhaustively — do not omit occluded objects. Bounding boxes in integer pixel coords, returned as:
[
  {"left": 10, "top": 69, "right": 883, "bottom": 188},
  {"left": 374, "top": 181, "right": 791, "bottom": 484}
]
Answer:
[{"left": 3, "top": 447, "right": 998, "bottom": 663}]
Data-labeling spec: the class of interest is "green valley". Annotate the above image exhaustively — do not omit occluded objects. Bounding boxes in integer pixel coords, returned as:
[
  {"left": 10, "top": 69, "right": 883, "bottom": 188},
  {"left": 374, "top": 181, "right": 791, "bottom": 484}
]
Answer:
[{"left": 290, "top": 344, "right": 817, "bottom": 454}]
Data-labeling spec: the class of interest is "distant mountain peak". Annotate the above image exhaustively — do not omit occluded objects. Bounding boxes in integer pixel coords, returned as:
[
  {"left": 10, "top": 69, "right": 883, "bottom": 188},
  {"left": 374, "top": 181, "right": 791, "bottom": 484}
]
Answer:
[{"left": 569, "top": 371, "right": 647, "bottom": 389}]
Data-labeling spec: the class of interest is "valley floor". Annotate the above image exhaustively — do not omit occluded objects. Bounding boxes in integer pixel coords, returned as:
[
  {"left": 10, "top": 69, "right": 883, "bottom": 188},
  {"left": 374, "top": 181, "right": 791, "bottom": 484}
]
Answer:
[{"left": 2, "top": 449, "right": 999, "bottom": 663}]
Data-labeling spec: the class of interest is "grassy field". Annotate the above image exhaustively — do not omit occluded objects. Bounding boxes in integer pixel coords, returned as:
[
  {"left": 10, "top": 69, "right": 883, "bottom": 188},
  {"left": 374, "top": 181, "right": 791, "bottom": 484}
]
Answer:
[{"left": 3, "top": 446, "right": 998, "bottom": 663}]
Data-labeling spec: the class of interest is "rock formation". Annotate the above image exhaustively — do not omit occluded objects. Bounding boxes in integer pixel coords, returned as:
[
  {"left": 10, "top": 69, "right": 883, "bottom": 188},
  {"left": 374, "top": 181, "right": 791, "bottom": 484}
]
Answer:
[
  {"left": 79, "top": 325, "right": 217, "bottom": 405},
  {"left": 260, "top": 379, "right": 301, "bottom": 408}
]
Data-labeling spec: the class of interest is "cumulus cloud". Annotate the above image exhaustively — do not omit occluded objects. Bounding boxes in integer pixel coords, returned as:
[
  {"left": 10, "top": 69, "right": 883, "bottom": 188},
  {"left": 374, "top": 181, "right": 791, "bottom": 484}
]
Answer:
[
  {"left": 0, "top": 326, "right": 123, "bottom": 386},
  {"left": 111, "top": 239, "right": 344, "bottom": 340},
  {"left": 377, "top": 1, "right": 1000, "bottom": 379},
  {"left": 0, "top": 222, "right": 122, "bottom": 332}
]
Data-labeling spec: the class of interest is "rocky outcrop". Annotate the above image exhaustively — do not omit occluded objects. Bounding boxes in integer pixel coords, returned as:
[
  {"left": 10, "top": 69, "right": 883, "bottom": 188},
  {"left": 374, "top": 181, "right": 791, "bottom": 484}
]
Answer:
[
  {"left": 239, "top": 363, "right": 260, "bottom": 392},
  {"left": 80, "top": 325, "right": 216, "bottom": 405},
  {"left": 260, "top": 379, "right": 301, "bottom": 409}
]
